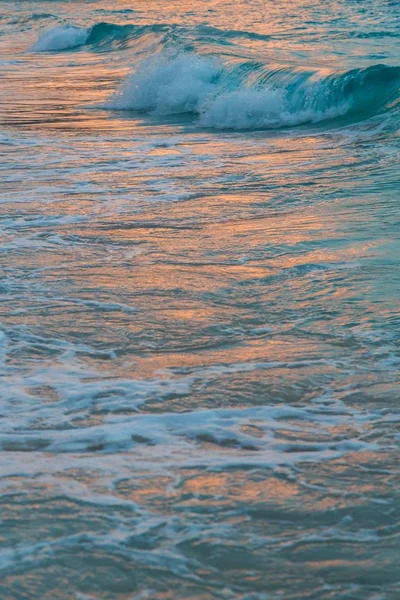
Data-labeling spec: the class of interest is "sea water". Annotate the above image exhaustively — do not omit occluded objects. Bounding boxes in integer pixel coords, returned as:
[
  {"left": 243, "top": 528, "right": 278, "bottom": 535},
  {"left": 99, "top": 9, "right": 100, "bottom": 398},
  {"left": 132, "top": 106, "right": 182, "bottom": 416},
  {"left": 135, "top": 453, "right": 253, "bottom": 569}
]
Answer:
[{"left": 0, "top": 1, "right": 399, "bottom": 598}]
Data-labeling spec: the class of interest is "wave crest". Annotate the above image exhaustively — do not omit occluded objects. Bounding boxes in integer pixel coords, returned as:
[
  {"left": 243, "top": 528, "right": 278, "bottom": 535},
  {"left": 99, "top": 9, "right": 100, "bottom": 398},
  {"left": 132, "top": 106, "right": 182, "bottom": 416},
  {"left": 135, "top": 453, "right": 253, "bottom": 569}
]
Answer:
[
  {"left": 31, "top": 22, "right": 270, "bottom": 53},
  {"left": 31, "top": 25, "right": 89, "bottom": 52},
  {"left": 31, "top": 22, "right": 400, "bottom": 130},
  {"left": 106, "top": 53, "right": 400, "bottom": 130}
]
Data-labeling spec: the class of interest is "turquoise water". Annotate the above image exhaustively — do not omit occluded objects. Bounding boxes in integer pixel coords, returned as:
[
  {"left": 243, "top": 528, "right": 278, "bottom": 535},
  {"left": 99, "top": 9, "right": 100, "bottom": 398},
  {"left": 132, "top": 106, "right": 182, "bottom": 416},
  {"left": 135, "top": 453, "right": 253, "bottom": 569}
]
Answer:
[{"left": 0, "top": 1, "right": 399, "bottom": 598}]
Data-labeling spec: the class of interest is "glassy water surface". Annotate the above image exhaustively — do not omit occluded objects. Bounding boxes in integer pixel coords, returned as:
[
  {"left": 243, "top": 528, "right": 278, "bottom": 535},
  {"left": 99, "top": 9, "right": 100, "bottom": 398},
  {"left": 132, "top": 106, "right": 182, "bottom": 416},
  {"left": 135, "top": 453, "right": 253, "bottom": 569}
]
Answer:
[{"left": 0, "top": 1, "right": 399, "bottom": 598}]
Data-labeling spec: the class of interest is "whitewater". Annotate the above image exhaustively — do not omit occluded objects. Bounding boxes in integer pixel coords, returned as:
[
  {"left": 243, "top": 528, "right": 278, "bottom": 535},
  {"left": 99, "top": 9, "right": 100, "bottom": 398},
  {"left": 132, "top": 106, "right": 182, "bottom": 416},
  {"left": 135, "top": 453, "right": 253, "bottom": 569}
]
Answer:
[{"left": 0, "top": 1, "right": 399, "bottom": 599}]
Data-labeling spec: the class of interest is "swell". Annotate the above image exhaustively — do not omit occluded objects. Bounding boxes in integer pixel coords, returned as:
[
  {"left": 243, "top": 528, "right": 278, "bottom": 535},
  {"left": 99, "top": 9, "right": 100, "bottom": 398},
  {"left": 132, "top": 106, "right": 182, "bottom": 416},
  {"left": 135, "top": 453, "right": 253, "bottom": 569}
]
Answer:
[
  {"left": 31, "top": 22, "right": 271, "bottom": 53},
  {"left": 87, "top": 22, "right": 272, "bottom": 46}
]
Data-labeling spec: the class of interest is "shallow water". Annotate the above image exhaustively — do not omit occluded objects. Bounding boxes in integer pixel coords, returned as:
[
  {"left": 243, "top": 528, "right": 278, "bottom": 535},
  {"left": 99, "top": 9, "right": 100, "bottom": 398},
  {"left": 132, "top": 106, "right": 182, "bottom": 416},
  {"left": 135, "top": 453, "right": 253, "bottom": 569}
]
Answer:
[{"left": 1, "top": 1, "right": 400, "bottom": 599}]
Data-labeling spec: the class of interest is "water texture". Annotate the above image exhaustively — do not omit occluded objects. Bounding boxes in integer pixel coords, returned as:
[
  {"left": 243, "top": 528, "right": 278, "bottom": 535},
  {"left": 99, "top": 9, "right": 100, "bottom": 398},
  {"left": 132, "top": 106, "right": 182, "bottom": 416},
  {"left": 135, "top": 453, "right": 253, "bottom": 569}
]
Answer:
[{"left": 0, "top": 1, "right": 399, "bottom": 599}]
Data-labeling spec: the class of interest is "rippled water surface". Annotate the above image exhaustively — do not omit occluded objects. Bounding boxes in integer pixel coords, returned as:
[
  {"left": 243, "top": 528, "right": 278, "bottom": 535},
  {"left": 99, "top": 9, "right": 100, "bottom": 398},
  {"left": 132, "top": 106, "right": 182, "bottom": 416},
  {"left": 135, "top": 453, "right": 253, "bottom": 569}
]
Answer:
[{"left": 1, "top": 1, "right": 400, "bottom": 599}]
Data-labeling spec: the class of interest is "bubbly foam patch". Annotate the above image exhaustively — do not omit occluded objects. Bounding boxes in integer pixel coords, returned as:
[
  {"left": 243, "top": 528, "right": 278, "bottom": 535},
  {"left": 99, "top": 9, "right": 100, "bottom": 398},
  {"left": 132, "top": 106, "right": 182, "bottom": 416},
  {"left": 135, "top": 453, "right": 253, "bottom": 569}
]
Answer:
[
  {"left": 200, "top": 88, "right": 292, "bottom": 129},
  {"left": 0, "top": 324, "right": 381, "bottom": 465}
]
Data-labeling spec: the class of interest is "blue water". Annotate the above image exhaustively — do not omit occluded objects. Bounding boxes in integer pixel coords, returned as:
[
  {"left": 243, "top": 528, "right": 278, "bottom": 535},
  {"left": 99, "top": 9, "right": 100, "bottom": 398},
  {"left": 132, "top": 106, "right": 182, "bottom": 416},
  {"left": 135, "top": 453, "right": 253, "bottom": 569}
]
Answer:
[{"left": 0, "top": 1, "right": 399, "bottom": 599}]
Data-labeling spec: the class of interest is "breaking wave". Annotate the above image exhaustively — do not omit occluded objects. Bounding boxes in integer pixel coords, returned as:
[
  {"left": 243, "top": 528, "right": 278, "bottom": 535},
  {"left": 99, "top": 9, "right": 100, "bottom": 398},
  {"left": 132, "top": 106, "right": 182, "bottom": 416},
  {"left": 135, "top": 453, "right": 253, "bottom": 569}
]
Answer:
[
  {"left": 31, "top": 22, "right": 400, "bottom": 130},
  {"left": 31, "top": 25, "right": 89, "bottom": 51},
  {"left": 106, "top": 53, "right": 400, "bottom": 130}
]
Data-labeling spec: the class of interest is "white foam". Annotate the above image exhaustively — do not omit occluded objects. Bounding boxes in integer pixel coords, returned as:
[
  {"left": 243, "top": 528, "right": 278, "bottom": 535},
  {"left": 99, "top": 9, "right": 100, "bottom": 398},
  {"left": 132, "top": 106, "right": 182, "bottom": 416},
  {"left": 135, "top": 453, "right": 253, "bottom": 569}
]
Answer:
[
  {"left": 0, "top": 383, "right": 379, "bottom": 461},
  {"left": 31, "top": 26, "right": 89, "bottom": 52},
  {"left": 199, "top": 88, "right": 288, "bottom": 130}
]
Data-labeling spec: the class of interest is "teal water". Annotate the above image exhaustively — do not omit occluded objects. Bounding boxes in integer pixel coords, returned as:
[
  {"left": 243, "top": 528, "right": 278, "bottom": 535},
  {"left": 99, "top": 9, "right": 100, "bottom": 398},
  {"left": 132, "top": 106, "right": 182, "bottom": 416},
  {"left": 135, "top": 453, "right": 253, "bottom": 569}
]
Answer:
[{"left": 0, "top": 1, "right": 399, "bottom": 599}]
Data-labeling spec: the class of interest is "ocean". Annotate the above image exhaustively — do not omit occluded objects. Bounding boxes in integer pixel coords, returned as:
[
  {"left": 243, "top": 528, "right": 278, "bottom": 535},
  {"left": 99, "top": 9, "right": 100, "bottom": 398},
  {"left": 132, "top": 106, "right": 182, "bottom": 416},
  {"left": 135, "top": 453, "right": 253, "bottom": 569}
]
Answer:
[{"left": 0, "top": 1, "right": 399, "bottom": 598}]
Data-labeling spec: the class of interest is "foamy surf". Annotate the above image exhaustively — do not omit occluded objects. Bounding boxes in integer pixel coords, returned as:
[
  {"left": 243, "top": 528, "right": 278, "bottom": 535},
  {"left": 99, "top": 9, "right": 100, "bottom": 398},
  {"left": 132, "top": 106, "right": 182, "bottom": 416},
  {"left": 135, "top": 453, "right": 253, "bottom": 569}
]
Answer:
[{"left": 2, "top": 1, "right": 400, "bottom": 598}]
